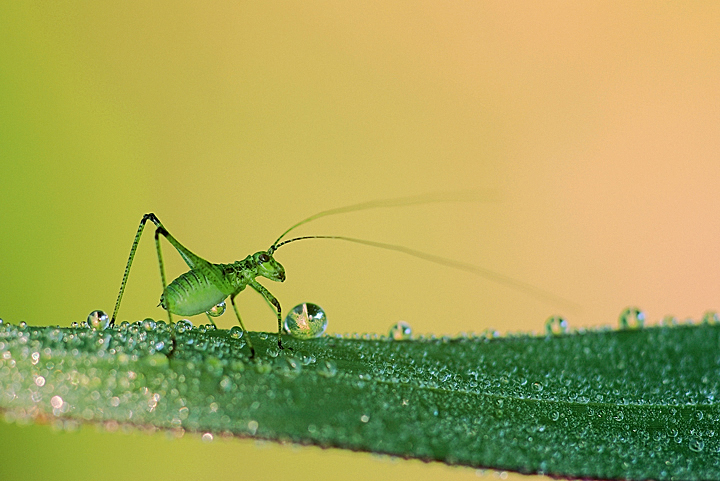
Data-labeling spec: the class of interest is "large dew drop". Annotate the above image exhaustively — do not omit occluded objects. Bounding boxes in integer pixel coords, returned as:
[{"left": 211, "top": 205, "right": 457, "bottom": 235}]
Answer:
[
  {"left": 87, "top": 310, "right": 109, "bottom": 330},
  {"left": 283, "top": 303, "right": 327, "bottom": 339}
]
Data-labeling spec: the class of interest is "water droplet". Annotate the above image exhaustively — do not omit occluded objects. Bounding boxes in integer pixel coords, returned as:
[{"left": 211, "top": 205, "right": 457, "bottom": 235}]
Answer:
[
  {"left": 702, "top": 311, "right": 719, "bottom": 324},
  {"left": 142, "top": 318, "right": 157, "bottom": 331},
  {"left": 206, "top": 301, "right": 226, "bottom": 318},
  {"left": 689, "top": 438, "right": 705, "bottom": 452},
  {"left": 360, "top": 414, "right": 370, "bottom": 423},
  {"left": 389, "top": 321, "right": 412, "bottom": 340},
  {"left": 317, "top": 360, "right": 337, "bottom": 378},
  {"left": 283, "top": 303, "right": 327, "bottom": 339},
  {"left": 50, "top": 395, "right": 63, "bottom": 409},
  {"left": 87, "top": 310, "right": 110, "bottom": 330},
  {"left": 619, "top": 307, "right": 645, "bottom": 329},
  {"left": 229, "top": 326, "right": 244, "bottom": 339},
  {"left": 201, "top": 433, "right": 214, "bottom": 442},
  {"left": 175, "top": 319, "right": 193, "bottom": 333},
  {"left": 544, "top": 316, "right": 568, "bottom": 336}
]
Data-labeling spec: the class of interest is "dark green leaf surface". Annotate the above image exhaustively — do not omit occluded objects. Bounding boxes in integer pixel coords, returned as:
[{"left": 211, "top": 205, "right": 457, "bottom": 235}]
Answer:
[{"left": 0, "top": 319, "right": 719, "bottom": 480}]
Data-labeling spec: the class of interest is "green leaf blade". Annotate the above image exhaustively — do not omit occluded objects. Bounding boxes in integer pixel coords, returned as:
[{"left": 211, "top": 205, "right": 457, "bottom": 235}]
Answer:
[{"left": 1, "top": 321, "right": 718, "bottom": 480}]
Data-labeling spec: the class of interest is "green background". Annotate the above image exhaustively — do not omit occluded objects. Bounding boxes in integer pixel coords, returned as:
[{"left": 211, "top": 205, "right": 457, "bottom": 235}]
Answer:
[{"left": 1, "top": 3, "right": 719, "bottom": 480}]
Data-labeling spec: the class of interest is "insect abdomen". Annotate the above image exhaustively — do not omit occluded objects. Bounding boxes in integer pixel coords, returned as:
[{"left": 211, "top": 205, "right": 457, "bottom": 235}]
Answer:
[{"left": 160, "top": 269, "right": 228, "bottom": 316}]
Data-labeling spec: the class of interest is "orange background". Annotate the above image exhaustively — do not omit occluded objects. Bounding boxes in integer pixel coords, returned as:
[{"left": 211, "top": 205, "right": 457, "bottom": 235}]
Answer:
[{"left": 1, "top": 3, "right": 720, "bottom": 480}]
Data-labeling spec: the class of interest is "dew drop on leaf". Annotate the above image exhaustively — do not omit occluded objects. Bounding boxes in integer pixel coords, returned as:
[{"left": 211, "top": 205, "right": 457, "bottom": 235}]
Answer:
[
  {"left": 283, "top": 303, "right": 327, "bottom": 339},
  {"left": 175, "top": 319, "right": 193, "bottom": 333},
  {"left": 317, "top": 360, "right": 337, "bottom": 378},
  {"left": 619, "top": 307, "right": 645, "bottom": 330},
  {"left": 389, "top": 321, "right": 412, "bottom": 340},
  {"left": 87, "top": 310, "right": 109, "bottom": 330},
  {"left": 702, "top": 311, "right": 719, "bottom": 325},
  {"left": 689, "top": 438, "right": 705, "bottom": 452},
  {"left": 229, "top": 326, "right": 244, "bottom": 339},
  {"left": 544, "top": 316, "right": 568, "bottom": 336}
]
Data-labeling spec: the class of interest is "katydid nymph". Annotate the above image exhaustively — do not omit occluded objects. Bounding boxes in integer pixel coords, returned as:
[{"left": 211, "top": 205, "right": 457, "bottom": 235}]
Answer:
[{"left": 110, "top": 192, "right": 573, "bottom": 358}]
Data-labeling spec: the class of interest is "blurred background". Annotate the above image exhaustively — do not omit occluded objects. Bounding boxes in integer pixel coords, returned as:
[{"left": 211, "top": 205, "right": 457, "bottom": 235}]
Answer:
[{"left": 1, "top": 2, "right": 719, "bottom": 480}]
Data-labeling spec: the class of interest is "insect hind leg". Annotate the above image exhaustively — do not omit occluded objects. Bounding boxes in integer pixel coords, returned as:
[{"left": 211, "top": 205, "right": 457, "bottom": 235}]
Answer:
[{"left": 111, "top": 213, "right": 165, "bottom": 327}]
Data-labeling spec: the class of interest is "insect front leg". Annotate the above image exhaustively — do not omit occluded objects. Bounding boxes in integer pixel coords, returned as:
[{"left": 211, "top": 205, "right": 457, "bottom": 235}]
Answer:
[
  {"left": 230, "top": 295, "right": 255, "bottom": 358},
  {"left": 249, "top": 279, "right": 284, "bottom": 350}
]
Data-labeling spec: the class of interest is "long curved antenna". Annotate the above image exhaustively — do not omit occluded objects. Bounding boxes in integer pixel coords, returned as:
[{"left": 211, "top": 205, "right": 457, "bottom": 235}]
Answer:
[
  {"left": 273, "top": 235, "right": 579, "bottom": 312},
  {"left": 268, "top": 190, "right": 498, "bottom": 253}
]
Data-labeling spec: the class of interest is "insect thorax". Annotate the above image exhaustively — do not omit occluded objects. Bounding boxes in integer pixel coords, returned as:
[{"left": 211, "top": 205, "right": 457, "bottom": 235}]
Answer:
[{"left": 222, "top": 256, "right": 257, "bottom": 292}]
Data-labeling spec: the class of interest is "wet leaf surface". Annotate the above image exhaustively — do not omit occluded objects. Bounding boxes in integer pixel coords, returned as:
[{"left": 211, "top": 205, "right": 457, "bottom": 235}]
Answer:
[{"left": 1, "top": 319, "right": 719, "bottom": 480}]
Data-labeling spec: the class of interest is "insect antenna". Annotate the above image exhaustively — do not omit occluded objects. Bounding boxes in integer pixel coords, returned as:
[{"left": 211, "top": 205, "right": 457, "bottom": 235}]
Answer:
[
  {"left": 268, "top": 190, "right": 497, "bottom": 254},
  {"left": 271, "top": 235, "right": 579, "bottom": 312}
]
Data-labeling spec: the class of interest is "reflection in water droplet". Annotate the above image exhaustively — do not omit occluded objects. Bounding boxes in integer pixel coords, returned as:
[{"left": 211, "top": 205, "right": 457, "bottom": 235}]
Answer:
[
  {"left": 87, "top": 310, "right": 110, "bottom": 330},
  {"left": 206, "top": 301, "right": 226, "bottom": 318},
  {"left": 689, "top": 438, "right": 705, "bottom": 452},
  {"left": 544, "top": 316, "right": 568, "bottom": 336},
  {"left": 283, "top": 303, "right": 327, "bottom": 339},
  {"left": 229, "top": 326, "right": 244, "bottom": 339},
  {"left": 389, "top": 321, "right": 412, "bottom": 340},
  {"left": 142, "top": 318, "right": 156, "bottom": 331},
  {"left": 619, "top": 307, "right": 645, "bottom": 330}
]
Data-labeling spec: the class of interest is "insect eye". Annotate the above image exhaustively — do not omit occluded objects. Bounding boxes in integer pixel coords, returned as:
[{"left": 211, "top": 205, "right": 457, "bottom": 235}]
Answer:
[{"left": 258, "top": 253, "right": 270, "bottom": 263}]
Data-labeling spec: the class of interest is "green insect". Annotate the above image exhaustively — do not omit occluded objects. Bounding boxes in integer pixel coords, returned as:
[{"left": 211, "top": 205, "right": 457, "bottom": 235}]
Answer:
[{"left": 110, "top": 192, "right": 572, "bottom": 357}]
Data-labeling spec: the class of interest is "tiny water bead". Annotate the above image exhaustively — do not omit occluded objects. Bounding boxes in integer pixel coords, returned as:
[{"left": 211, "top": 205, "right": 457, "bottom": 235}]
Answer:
[
  {"left": 389, "top": 321, "right": 412, "bottom": 340},
  {"left": 175, "top": 319, "right": 193, "bottom": 333},
  {"left": 619, "top": 307, "right": 645, "bottom": 330},
  {"left": 283, "top": 303, "right": 327, "bottom": 340},
  {"left": 702, "top": 311, "right": 720, "bottom": 325},
  {"left": 206, "top": 301, "right": 226, "bottom": 318},
  {"left": 544, "top": 316, "right": 568, "bottom": 336},
  {"left": 87, "top": 310, "right": 109, "bottom": 330}
]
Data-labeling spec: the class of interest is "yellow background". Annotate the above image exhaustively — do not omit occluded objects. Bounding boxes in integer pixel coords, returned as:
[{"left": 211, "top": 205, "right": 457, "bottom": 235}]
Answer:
[{"left": 1, "top": 2, "right": 719, "bottom": 480}]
